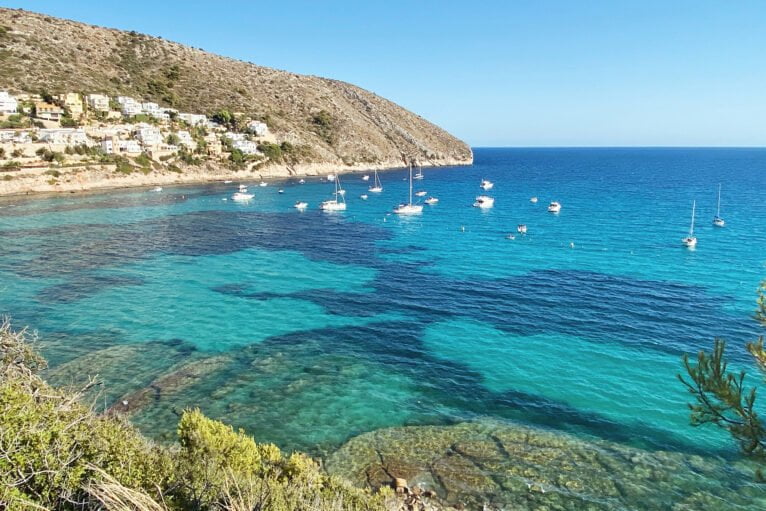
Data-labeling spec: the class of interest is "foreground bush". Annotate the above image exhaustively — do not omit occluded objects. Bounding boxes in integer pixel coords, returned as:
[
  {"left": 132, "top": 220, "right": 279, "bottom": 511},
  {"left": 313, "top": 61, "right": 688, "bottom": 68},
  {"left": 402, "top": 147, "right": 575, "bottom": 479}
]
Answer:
[{"left": 0, "top": 319, "right": 395, "bottom": 511}]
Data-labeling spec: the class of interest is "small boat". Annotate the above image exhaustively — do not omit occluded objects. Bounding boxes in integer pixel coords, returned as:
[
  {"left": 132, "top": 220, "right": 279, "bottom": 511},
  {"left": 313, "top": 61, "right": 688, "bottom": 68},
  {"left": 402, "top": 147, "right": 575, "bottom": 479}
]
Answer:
[
  {"left": 294, "top": 201, "right": 308, "bottom": 210},
  {"left": 338, "top": 189, "right": 346, "bottom": 196},
  {"left": 473, "top": 195, "right": 495, "bottom": 208},
  {"left": 713, "top": 183, "right": 725, "bottom": 227},
  {"left": 394, "top": 163, "right": 424, "bottom": 215},
  {"left": 480, "top": 179, "right": 494, "bottom": 190},
  {"left": 506, "top": 234, "right": 515, "bottom": 240},
  {"left": 530, "top": 196, "right": 538, "bottom": 203},
  {"left": 224, "top": 180, "right": 233, "bottom": 184},
  {"left": 259, "top": 182, "right": 268, "bottom": 187},
  {"left": 278, "top": 189, "right": 284, "bottom": 194},
  {"left": 547, "top": 201, "right": 561, "bottom": 213},
  {"left": 368, "top": 169, "right": 383, "bottom": 193},
  {"left": 320, "top": 175, "right": 347, "bottom": 211},
  {"left": 238, "top": 184, "right": 248, "bottom": 191},
  {"left": 299, "top": 179, "right": 306, "bottom": 184},
  {"left": 152, "top": 186, "right": 163, "bottom": 192},
  {"left": 425, "top": 197, "right": 439, "bottom": 205},
  {"left": 326, "top": 173, "right": 336, "bottom": 182},
  {"left": 517, "top": 224, "right": 527, "bottom": 234},
  {"left": 362, "top": 175, "right": 370, "bottom": 181},
  {"left": 360, "top": 194, "right": 369, "bottom": 200},
  {"left": 232, "top": 192, "right": 254, "bottom": 201},
  {"left": 682, "top": 200, "right": 698, "bottom": 248},
  {"left": 415, "top": 190, "right": 427, "bottom": 197}
]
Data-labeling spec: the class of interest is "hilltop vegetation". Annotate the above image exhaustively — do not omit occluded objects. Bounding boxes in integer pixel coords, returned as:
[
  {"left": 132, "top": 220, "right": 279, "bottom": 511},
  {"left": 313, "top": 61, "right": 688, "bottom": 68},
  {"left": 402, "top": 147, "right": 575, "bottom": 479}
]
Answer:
[
  {"left": 0, "top": 8, "right": 471, "bottom": 169},
  {"left": 0, "top": 319, "right": 399, "bottom": 510}
]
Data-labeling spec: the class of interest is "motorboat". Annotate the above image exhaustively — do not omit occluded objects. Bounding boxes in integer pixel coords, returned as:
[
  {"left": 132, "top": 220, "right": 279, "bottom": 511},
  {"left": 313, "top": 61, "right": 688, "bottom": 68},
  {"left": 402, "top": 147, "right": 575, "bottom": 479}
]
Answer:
[
  {"left": 530, "top": 196, "right": 538, "bottom": 203},
  {"left": 682, "top": 200, "right": 698, "bottom": 248},
  {"left": 232, "top": 192, "right": 254, "bottom": 201},
  {"left": 362, "top": 175, "right": 370, "bottom": 181},
  {"left": 360, "top": 194, "right": 369, "bottom": 200},
  {"left": 152, "top": 186, "right": 163, "bottom": 192},
  {"left": 259, "top": 182, "right": 268, "bottom": 187},
  {"left": 517, "top": 224, "right": 527, "bottom": 234},
  {"left": 394, "top": 163, "right": 423, "bottom": 215},
  {"left": 299, "top": 179, "right": 305, "bottom": 184},
  {"left": 547, "top": 201, "right": 561, "bottom": 213},
  {"left": 223, "top": 180, "right": 233, "bottom": 184},
  {"left": 326, "top": 173, "right": 335, "bottom": 182},
  {"left": 415, "top": 190, "right": 427, "bottom": 197},
  {"left": 294, "top": 201, "right": 308, "bottom": 210},
  {"left": 238, "top": 184, "right": 248, "bottom": 191},
  {"left": 481, "top": 179, "right": 494, "bottom": 190},
  {"left": 278, "top": 189, "right": 284, "bottom": 194},
  {"left": 425, "top": 197, "right": 439, "bottom": 205},
  {"left": 473, "top": 195, "right": 495, "bottom": 208}
]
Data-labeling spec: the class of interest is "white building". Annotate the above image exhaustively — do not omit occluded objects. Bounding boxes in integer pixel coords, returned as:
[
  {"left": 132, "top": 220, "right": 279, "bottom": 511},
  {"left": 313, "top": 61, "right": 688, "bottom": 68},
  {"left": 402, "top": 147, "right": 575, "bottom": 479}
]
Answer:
[
  {"left": 86, "top": 94, "right": 111, "bottom": 112},
  {"left": 38, "top": 128, "right": 90, "bottom": 146},
  {"left": 0, "top": 91, "right": 18, "bottom": 114},
  {"left": 233, "top": 139, "right": 260, "bottom": 155},
  {"left": 135, "top": 126, "right": 163, "bottom": 146},
  {"left": 176, "top": 130, "right": 194, "bottom": 148},
  {"left": 117, "top": 96, "right": 142, "bottom": 117},
  {"left": 247, "top": 120, "right": 268, "bottom": 136},
  {"left": 140, "top": 102, "right": 170, "bottom": 121},
  {"left": 178, "top": 113, "right": 207, "bottom": 126},
  {"left": 101, "top": 138, "right": 142, "bottom": 155}
]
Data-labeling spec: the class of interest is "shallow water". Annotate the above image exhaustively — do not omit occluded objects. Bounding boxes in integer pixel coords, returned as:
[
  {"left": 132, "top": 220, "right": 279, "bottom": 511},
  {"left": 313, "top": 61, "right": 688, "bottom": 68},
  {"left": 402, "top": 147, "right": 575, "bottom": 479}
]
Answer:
[{"left": 1, "top": 148, "right": 765, "bottom": 505}]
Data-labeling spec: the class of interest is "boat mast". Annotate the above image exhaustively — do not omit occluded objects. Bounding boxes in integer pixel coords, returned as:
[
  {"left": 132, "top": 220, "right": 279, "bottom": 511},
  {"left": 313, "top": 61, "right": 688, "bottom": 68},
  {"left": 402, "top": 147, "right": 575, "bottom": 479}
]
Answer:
[
  {"left": 690, "top": 200, "right": 696, "bottom": 236},
  {"left": 716, "top": 183, "right": 721, "bottom": 217},
  {"left": 408, "top": 162, "right": 413, "bottom": 206}
]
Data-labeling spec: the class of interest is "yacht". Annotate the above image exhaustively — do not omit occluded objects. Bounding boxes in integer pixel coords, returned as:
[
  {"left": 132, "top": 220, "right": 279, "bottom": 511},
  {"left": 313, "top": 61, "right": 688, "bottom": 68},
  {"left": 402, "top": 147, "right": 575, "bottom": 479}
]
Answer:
[
  {"left": 473, "top": 195, "right": 495, "bottom": 208},
  {"left": 713, "top": 183, "right": 725, "bottom": 227},
  {"left": 232, "top": 192, "right": 254, "bottom": 201},
  {"left": 394, "top": 163, "right": 424, "bottom": 215},
  {"left": 530, "top": 196, "right": 538, "bottom": 203},
  {"left": 362, "top": 174, "right": 370, "bottom": 181},
  {"left": 415, "top": 190, "right": 427, "bottom": 197},
  {"left": 320, "top": 174, "right": 347, "bottom": 211},
  {"left": 682, "top": 200, "right": 698, "bottom": 248},
  {"left": 425, "top": 197, "right": 439, "bottom": 205},
  {"left": 368, "top": 169, "right": 383, "bottom": 193},
  {"left": 294, "top": 201, "right": 308, "bottom": 210},
  {"left": 480, "top": 179, "right": 494, "bottom": 190},
  {"left": 547, "top": 201, "right": 561, "bottom": 213},
  {"left": 517, "top": 224, "right": 527, "bottom": 234},
  {"left": 413, "top": 163, "right": 424, "bottom": 180}
]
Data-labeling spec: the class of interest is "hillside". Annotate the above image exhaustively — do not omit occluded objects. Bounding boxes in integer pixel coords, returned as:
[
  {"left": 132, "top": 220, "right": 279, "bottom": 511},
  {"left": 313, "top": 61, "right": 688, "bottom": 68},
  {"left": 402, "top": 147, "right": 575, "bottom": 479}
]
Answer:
[{"left": 0, "top": 8, "right": 472, "bottom": 171}]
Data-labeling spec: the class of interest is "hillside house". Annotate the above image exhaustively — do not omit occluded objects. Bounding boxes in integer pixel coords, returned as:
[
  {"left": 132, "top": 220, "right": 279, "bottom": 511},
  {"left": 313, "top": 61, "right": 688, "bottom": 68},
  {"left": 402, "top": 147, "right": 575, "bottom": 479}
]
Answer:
[
  {"left": 117, "top": 96, "right": 142, "bottom": 117},
  {"left": 101, "top": 137, "right": 142, "bottom": 155},
  {"left": 35, "top": 102, "right": 65, "bottom": 122},
  {"left": 176, "top": 130, "right": 194, "bottom": 148},
  {"left": 135, "top": 126, "right": 163, "bottom": 146},
  {"left": 39, "top": 128, "right": 90, "bottom": 145},
  {"left": 86, "top": 94, "right": 110, "bottom": 112},
  {"left": 247, "top": 120, "right": 268, "bottom": 136},
  {"left": 233, "top": 139, "right": 260, "bottom": 155},
  {"left": 57, "top": 93, "right": 84, "bottom": 119},
  {"left": 0, "top": 92, "right": 18, "bottom": 114},
  {"left": 179, "top": 113, "right": 207, "bottom": 126}
]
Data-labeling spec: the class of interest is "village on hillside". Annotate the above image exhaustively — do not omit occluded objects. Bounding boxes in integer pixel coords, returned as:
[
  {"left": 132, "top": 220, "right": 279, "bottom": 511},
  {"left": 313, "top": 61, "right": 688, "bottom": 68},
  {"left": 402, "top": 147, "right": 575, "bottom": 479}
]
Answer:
[{"left": 0, "top": 89, "right": 286, "bottom": 184}]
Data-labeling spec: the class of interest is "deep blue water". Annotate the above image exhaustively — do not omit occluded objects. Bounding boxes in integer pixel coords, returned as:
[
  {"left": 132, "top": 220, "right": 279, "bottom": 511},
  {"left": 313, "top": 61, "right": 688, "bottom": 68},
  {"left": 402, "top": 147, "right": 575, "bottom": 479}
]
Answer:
[{"left": 1, "top": 147, "right": 765, "bottom": 461}]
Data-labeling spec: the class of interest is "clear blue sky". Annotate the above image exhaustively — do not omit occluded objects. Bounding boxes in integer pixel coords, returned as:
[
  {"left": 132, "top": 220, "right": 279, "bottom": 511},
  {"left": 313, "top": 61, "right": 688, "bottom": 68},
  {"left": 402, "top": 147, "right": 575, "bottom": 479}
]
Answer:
[{"left": 3, "top": 0, "right": 765, "bottom": 147}]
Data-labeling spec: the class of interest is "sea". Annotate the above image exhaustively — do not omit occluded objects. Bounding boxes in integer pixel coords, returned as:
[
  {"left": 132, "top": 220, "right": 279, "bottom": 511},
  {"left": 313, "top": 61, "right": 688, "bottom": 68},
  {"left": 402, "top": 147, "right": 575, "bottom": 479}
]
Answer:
[{"left": 1, "top": 147, "right": 765, "bottom": 507}]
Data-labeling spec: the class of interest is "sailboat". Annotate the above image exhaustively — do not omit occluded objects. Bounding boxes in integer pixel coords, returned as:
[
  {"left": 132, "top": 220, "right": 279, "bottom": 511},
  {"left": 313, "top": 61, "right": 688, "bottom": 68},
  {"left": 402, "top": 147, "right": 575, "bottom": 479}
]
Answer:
[
  {"left": 368, "top": 169, "right": 383, "bottom": 193},
  {"left": 413, "top": 162, "right": 424, "bottom": 180},
  {"left": 394, "top": 163, "right": 423, "bottom": 215},
  {"left": 320, "top": 174, "right": 347, "bottom": 211},
  {"left": 682, "top": 200, "right": 697, "bottom": 248},
  {"left": 713, "top": 184, "right": 725, "bottom": 227}
]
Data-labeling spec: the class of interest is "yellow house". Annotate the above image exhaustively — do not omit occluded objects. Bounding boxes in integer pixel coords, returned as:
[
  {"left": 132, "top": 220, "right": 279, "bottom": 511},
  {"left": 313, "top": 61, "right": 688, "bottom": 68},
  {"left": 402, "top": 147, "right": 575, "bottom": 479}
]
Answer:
[
  {"left": 35, "top": 102, "right": 65, "bottom": 122},
  {"left": 56, "top": 93, "right": 84, "bottom": 119}
]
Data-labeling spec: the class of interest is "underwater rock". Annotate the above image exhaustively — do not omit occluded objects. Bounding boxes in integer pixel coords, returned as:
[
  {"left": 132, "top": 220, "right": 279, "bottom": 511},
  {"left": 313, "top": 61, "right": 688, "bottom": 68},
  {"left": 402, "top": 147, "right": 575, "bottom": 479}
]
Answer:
[{"left": 326, "top": 420, "right": 762, "bottom": 510}]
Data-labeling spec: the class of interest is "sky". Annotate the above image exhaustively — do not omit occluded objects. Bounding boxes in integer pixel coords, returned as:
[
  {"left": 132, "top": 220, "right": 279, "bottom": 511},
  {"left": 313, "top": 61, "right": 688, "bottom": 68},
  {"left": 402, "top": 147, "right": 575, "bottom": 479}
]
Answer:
[{"left": 2, "top": 1, "right": 765, "bottom": 147}]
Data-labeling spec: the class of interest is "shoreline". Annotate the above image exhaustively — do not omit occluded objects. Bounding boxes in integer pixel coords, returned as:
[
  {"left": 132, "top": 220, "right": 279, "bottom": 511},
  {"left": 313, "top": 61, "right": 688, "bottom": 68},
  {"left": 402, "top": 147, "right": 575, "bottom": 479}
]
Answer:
[{"left": 0, "top": 157, "right": 473, "bottom": 199}]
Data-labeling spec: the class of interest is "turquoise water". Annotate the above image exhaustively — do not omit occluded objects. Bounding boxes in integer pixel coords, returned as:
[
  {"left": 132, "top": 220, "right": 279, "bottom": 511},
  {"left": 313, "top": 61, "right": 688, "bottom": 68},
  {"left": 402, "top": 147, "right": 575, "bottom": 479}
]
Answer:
[{"left": 1, "top": 148, "right": 765, "bottom": 465}]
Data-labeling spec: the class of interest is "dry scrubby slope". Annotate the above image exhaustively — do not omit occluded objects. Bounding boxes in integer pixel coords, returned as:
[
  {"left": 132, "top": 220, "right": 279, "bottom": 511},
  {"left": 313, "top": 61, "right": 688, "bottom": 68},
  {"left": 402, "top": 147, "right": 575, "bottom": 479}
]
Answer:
[{"left": 0, "top": 8, "right": 472, "bottom": 167}]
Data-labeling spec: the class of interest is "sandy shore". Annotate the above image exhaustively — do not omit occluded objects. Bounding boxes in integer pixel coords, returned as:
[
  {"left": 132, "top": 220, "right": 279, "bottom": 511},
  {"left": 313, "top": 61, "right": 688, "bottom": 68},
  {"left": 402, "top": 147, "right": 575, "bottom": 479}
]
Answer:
[{"left": 0, "top": 157, "right": 472, "bottom": 198}]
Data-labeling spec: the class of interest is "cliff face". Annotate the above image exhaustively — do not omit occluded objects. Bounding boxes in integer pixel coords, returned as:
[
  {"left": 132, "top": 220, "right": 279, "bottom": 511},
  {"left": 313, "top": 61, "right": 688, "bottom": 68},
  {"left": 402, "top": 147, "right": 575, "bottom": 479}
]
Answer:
[{"left": 0, "top": 8, "right": 472, "bottom": 168}]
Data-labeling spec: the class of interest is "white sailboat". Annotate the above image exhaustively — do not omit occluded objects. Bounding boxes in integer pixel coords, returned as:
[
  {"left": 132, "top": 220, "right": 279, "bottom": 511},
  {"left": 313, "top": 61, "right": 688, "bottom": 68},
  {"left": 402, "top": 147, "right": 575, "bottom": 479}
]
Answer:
[
  {"left": 547, "top": 201, "right": 561, "bottom": 213},
  {"left": 413, "top": 162, "right": 424, "bottom": 180},
  {"left": 713, "top": 183, "right": 725, "bottom": 227},
  {"left": 682, "top": 200, "right": 697, "bottom": 248},
  {"left": 473, "top": 195, "right": 495, "bottom": 208},
  {"left": 368, "top": 169, "right": 383, "bottom": 193},
  {"left": 394, "top": 163, "right": 423, "bottom": 215},
  {"left": 320, "top": 174, "right": 347, "bottom": 211}
]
